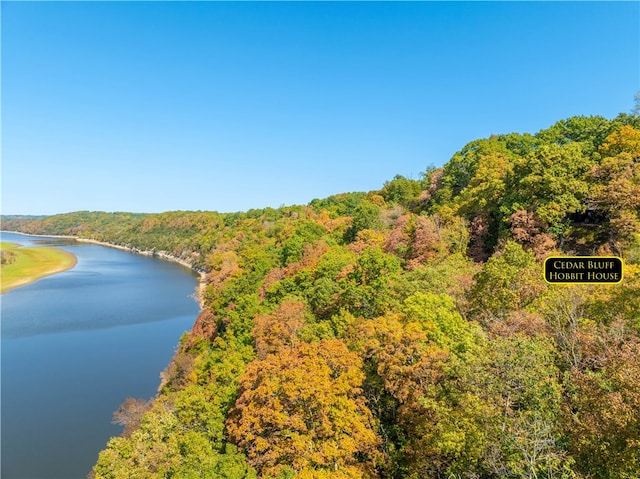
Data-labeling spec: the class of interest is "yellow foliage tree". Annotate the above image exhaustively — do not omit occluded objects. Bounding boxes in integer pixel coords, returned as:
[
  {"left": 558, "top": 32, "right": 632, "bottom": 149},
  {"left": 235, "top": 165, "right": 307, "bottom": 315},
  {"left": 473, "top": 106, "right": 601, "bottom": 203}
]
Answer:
[{"left": 227, "top": 339, "right": 381, "bottom": 478}]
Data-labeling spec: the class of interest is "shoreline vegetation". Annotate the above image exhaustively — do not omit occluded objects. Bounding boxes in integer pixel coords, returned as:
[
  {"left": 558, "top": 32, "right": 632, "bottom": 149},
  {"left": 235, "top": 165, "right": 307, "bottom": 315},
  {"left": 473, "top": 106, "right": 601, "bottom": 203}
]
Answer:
[{"left": 0, "top": 241, "right": 78, "bottom": 294}]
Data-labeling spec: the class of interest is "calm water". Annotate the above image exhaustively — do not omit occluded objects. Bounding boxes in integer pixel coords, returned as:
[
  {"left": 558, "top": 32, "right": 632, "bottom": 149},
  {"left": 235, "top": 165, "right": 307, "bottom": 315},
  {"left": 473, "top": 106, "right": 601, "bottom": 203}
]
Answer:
[{"left": 1, "top": 232, "right": 201, "bottom": 478}]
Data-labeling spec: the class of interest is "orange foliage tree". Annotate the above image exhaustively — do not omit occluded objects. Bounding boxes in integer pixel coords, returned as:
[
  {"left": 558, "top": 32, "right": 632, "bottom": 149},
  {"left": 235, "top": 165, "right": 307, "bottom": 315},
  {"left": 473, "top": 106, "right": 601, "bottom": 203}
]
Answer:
[{"left": 227, "top": 339, "right": 381, "bottom": 478}]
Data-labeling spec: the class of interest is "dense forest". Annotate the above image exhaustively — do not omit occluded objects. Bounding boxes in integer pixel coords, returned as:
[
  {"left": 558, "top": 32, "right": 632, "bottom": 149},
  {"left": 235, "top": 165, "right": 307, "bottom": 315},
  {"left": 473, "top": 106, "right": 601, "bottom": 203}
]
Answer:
[{"left": 3, "top": 113, "right": 640, "bottom": 479}]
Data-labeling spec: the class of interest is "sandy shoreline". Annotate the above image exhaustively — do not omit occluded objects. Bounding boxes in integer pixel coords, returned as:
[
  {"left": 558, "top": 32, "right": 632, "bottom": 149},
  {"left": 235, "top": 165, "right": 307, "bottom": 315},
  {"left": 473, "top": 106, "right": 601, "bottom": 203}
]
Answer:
[{"left": 0, "top": 242, "right": 78, "bottom": 294}]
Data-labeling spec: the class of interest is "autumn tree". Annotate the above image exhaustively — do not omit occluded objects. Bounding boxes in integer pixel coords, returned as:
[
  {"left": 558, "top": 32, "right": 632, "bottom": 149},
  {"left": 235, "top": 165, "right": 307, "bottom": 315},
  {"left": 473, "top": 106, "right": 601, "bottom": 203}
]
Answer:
[
  {"left": 307, "top": 246, "right": 357, "bottom": 320},
  {"left": 588, "top": 125, "right": 640, "bottom": 252},
  {"left": 384, "top": 214, "right": 444, "bottom": 268},
  {"left": 95, "top": 338, "right": 258, "bottom": 479},
  {"left": 227, "top": 339, "right": 381, "bottom": 478},
  {"left": 344, "top": 313, "right": 449, "bottom": 477},
  {"left": 111, "top": 398, "right": 153, "bottom": 438},
  {"left": 534, "top": 285, "right": 594, "bottom": 370},
  {"left": 398, "top": 335, "right": 574, "bottom": 479},
  {"left": 252, "top": 300, "right": 307, "bottom": 358},
  {"left": 535, "top": 115, "right": 617, "bottom": 153},
  {"left": 433, "top": 138, "right": 510, "bottom": 205},
  {"left": 189, "top": 308, "right": 220, "bottom": 345},
  {"left": 509, "top": 209, "right": 556, "bottom": 259},
  {"left": 345, "top": 292, "right": 484, "bottom": 478},
  {"left": 564, "top": 337, "right": 640, "bottom": 478},
  {"left": 278, "top": 220, "right": 327, "bottom": 266}
]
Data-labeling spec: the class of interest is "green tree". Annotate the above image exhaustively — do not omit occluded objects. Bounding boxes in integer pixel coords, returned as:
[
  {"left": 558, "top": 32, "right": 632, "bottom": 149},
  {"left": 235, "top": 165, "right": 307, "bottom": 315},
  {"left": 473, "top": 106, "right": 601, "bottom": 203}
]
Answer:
[
  {"left": 344, "top": 247, "right": 402, "bottom": 318},
  {"left": 379, "top": 175, "right": 422, "bottom": 208},
  {"left": 404, "top": 336, "right": 574, "bottom": 479},
  {"left": 502, "top": 142, "right": 595, "bottom": 240},
  {"left": 401, "top": 292, "right": 481, "bottom": 355},
  {"left": 93, "top": 400, "right": 256, "bottom": 479},
  {"left": 344, "top": 201, "right": 381, "bottom": 243},
  {"left": 469, "top": 241, "right": 545, "bottom": 324},
  {"left": 454, "top": 148, "right": 515, "bottom": 254}
]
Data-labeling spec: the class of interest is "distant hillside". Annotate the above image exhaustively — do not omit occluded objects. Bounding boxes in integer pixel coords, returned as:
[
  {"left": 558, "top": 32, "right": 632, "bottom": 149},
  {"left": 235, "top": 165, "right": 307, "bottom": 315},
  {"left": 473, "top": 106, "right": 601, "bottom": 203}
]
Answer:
[
  {"left": 1, "top": 214, "right": 48, "bottom": 224},
  {"left": 7, "top": 113, "right": 640, "bottom": 479}
]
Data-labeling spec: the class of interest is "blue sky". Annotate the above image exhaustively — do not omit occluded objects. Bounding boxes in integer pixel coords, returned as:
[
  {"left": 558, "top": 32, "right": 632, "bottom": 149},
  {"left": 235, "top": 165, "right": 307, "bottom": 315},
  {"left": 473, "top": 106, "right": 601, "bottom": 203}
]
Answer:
[{"left": 2, "top": 1, "right": 638, "bottom": 215}]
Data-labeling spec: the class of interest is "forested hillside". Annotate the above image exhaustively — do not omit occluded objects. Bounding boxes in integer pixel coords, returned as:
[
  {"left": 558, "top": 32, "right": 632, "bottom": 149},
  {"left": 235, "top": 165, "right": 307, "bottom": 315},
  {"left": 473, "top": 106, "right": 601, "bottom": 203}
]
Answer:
[{"left": 4, "top": 113, "right": 640, "bottom": 478}]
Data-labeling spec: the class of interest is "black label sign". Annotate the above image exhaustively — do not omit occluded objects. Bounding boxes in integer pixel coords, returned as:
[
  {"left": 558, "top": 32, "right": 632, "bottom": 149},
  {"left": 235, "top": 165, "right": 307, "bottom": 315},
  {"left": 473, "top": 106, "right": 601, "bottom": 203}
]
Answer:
[{"left": 544, "top": 256, "right": 623, "bottom": 284}]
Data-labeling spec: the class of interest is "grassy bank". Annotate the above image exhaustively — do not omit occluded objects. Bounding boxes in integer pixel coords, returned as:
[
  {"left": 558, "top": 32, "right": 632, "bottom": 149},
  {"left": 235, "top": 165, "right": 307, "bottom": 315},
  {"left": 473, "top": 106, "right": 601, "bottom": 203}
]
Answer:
[{"left": 1, "top": 242, "right": 78, "bottom": 293}]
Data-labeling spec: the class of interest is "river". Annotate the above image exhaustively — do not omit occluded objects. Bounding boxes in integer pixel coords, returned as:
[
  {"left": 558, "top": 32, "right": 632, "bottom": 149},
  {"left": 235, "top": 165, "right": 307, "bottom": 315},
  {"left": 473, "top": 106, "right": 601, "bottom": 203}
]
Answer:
[{"left": 1, "top": 232, "right": 201, "bottom": 479}]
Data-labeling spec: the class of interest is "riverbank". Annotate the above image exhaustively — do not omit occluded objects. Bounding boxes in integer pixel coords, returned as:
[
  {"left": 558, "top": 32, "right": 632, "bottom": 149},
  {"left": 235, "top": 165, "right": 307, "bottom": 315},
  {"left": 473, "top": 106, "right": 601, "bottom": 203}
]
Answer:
[
  {"left": 73, "top": 238, "right": 207, "bottom": 308},
  {"left": 1, "top": 231, "right": 207, "bottom": 307},
  {"left": 0, "top": 241, "right": 78, "bottom": 293}
]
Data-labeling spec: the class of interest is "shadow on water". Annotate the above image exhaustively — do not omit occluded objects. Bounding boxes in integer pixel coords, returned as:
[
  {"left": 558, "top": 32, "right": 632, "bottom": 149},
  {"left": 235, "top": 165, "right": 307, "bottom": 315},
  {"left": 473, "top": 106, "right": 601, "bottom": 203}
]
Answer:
[{"left": 31, "top": 237, "right": 78, "bottom": 247}]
